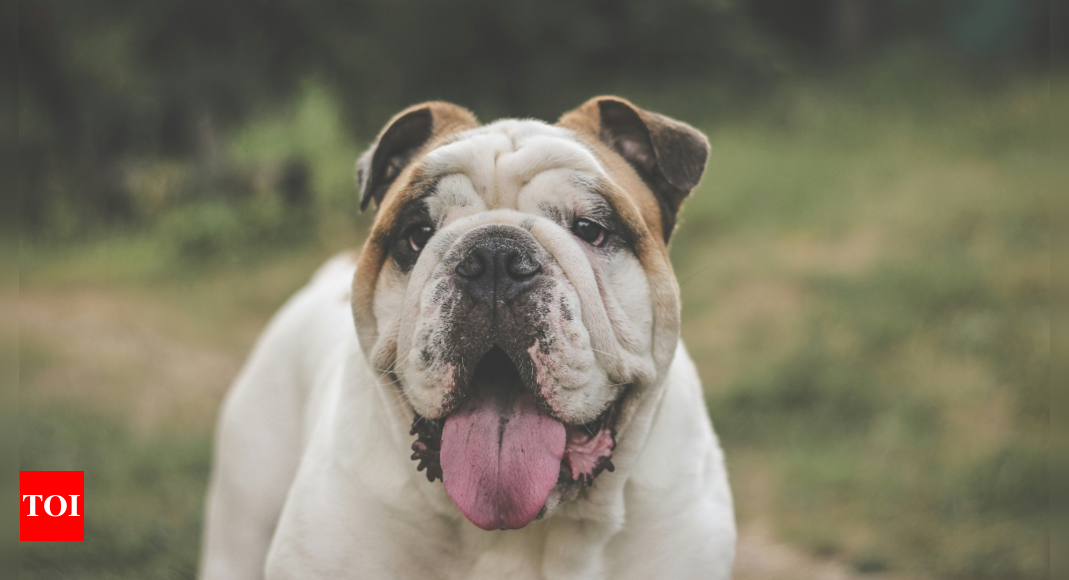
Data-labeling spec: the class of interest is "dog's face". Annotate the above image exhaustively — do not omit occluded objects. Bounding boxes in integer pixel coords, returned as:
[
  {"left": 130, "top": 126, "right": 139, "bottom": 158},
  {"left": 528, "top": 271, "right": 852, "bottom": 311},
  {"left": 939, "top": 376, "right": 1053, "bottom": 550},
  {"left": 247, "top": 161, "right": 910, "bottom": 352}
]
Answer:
[{"left": 351, "top": 97, "right": 708, "bottom": 531}]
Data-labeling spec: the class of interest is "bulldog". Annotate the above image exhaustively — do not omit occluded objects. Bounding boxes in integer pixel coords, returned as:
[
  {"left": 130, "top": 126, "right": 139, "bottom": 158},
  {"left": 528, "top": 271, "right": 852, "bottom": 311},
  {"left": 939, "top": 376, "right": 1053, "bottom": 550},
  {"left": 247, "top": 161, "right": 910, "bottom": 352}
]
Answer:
[{"left": 199, "top": 97, "right": 735, "bottom": 580}]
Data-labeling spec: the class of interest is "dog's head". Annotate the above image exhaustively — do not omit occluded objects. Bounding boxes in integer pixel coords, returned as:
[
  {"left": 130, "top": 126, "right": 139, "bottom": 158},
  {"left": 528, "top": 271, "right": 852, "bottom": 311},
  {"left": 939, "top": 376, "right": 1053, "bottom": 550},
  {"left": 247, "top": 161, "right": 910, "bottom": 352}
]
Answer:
[{"left": 351, "top": 97, "right": 708, "bottom": 531}]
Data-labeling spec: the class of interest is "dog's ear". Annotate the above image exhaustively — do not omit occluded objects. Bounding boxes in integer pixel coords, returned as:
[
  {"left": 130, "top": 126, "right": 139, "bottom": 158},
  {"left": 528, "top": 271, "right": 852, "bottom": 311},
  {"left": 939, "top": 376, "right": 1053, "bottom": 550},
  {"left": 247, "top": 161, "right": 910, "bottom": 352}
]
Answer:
[
  {"left": 559, "top": 97, "right": 709, "bottom": 241},
  {"left": 357, "top": 102, "right": 479, "bottom": 211}
]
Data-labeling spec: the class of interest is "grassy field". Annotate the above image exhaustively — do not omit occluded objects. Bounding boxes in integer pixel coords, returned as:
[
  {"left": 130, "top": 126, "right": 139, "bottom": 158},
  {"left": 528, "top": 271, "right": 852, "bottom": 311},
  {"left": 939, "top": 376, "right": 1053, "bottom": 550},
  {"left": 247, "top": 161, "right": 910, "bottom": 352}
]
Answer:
[
  {"left": 677, "top": 75, "right": 1049, "bottom": 578},
  {"left": 20, "top": 71, "right": 1049, "bottom": 578}
]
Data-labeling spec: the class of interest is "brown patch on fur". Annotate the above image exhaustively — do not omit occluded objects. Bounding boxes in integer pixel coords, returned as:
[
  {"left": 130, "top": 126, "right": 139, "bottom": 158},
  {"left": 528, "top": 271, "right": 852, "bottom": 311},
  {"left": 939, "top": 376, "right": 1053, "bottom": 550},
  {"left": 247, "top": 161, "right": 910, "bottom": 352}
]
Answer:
[
  {"left": 353, "top": 97, "right": 702, "bottom": 413},
  {"left": 557, "top": 96, "right": 709, "bottom": 243},
  {"left": 352, "top": 103, "right": 481, "bottom": 357},
  {"left": 557, "top": 98, "right": 699, "bottom": 405}
]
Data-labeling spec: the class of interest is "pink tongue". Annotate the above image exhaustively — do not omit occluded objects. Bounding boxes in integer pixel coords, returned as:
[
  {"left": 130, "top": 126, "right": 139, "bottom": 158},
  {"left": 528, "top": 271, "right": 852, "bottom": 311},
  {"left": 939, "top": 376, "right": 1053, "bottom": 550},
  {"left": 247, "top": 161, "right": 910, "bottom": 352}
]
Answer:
[{"left": 440, "top": 377, "right": 565, "bottom": 530}]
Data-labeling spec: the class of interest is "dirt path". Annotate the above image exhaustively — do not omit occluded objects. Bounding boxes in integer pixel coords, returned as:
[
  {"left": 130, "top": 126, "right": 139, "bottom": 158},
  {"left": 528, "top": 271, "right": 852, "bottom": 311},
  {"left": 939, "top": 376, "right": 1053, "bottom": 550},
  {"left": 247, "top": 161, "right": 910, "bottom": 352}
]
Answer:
[
  {"left": 20, "top": 287, "right": 896, "bottom": 580},
  {"left": 735, "top": 523, "right": 868, "bottom": 580},
  {"left": 20, "top": 288, "right": 240, "bottom": 433}
]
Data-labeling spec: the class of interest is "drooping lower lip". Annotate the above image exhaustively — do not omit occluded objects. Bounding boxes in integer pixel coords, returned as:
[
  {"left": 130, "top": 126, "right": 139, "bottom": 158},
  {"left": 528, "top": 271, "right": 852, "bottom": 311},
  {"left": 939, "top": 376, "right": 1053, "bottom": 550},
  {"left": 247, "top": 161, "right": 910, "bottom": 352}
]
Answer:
[
  {"left": 408, "top": 347, "right": 621, "bottom": 530},
  {"left": 410, "top": 401, "right": 620, "bottom": 487}
]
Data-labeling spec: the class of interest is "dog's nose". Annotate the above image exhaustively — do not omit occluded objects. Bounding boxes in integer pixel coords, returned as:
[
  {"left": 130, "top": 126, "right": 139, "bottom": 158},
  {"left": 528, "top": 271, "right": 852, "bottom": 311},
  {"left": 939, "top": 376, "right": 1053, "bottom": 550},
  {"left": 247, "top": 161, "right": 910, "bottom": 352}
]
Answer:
[{"left": 455, "top": 238, "right": 542, "bottom": 301}]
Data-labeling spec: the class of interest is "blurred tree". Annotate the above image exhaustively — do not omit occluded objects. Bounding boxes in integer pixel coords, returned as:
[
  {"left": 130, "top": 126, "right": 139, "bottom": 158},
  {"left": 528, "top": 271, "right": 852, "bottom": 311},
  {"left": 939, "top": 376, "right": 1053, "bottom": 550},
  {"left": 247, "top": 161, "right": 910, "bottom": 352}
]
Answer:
[
  {"left": 18, "top": 0, "right": 1049, "bottom": 234},
  {"left": 745, "top": 0, "right": 1049, "bottom": 61},
  {"left": 20, "top": 0, "right": 318, "bottom": 230},
  {"left": 20, "top": 0, "right": 772, "bottom": 232}
]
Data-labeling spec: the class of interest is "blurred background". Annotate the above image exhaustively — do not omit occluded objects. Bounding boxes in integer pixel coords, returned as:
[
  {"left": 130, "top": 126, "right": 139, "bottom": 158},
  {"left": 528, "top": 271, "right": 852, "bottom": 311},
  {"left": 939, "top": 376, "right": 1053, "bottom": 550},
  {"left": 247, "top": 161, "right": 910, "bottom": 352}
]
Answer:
[{"left": 19, "top": 0, "right": 1049, "bottom": 578}]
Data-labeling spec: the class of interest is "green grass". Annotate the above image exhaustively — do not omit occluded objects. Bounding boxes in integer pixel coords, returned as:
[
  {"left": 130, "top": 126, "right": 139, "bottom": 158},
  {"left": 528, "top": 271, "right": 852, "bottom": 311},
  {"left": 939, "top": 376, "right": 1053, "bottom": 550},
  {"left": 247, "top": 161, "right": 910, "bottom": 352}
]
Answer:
[
  {"left": 20, "top": 71, "right": 1049, "bottom": 578},
  {"left": 19, "top": 404, "right": 210, "bottom": 579},
  {"left": 674, "top": 75, "right": 1049, "bottom": 578}
]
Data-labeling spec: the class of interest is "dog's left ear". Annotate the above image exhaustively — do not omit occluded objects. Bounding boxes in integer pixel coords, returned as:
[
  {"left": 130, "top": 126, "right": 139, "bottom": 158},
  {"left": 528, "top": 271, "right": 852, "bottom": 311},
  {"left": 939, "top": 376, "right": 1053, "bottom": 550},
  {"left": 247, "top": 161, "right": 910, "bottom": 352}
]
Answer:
[
  {"left": 357, "top": 102, "right": 479, "bottom": 211},
  {"left": 559, "top": 97, "right": 709, "bottom": 241}
]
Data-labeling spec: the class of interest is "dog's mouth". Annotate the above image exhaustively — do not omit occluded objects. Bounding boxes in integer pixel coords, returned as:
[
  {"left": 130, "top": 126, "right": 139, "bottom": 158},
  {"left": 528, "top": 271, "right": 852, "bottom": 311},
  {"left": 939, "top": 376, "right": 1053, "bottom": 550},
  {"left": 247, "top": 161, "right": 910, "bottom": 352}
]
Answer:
[{"left": 408, "top": 346, "right": 620, "bottom": 530}]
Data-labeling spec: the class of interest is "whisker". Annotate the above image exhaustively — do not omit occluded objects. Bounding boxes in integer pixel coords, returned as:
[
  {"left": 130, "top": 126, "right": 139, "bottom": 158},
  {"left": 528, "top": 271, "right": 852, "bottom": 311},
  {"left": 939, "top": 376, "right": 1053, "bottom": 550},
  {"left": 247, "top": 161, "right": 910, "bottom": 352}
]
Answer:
[
  {"left": 372, "top": 350, "right": 413, "bottom": 383},
  {"left": 679, "top": 260, "right": 718, "bottom": 287}
]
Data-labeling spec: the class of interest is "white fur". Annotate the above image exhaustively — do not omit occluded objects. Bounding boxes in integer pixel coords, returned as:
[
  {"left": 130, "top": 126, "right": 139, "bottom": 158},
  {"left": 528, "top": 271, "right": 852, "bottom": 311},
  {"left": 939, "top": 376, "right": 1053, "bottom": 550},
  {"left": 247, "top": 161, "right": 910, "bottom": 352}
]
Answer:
[
  {"left": 200, "top": 256, "right": 734, "bottom": 579},
  {"left": 200, "top": 119, "right": 736, "bottom": 579},
  {"left": 381, "top": 121, "right": 662, "bottom": 425}
]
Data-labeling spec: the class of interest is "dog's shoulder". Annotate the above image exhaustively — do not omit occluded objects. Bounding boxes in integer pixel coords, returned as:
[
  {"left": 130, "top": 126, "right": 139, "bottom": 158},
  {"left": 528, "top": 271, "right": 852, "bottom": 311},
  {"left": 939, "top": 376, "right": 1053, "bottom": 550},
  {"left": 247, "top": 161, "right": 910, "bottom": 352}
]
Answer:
[
  {"left": 281, "top": 251, "right": 358, "bottom": 332},
  {"left": 284, "top": 251, "right": 360, "bottom": 361},
  {"left": 234, "top": 251, "right": 359, "bottom": 395},
  {"left": 309, "top": 250, "right": 360, "bottom": 286}
]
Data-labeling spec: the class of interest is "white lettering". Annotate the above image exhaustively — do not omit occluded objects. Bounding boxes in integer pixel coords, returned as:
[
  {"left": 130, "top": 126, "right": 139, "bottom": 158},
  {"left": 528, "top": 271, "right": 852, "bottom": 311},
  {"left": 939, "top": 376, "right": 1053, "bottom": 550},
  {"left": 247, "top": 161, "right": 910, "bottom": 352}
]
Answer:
[
  {"left": 44, "top": 495, "right": 68, "bottom": 517},
  {"left": 68, "top": 495, "right": 80, "bottom": 517},
  {"left": 22, "top": 494, "right": 43, "bottom": 516}
]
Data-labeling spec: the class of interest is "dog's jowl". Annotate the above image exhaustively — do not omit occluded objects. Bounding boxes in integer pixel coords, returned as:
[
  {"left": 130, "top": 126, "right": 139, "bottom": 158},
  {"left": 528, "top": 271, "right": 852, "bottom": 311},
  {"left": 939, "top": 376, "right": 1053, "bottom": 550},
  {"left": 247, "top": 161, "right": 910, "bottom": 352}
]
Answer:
[{"left": 199, "top": 97, "right": 736, "bottom": 580}]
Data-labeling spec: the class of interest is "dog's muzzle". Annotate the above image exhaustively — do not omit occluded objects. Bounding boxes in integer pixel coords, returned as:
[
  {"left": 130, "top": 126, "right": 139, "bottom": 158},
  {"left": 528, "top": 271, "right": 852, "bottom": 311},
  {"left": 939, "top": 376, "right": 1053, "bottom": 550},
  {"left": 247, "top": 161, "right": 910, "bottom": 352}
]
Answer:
[
  {"left": 406, "top": 223, "right": 620, "bottom": 531},
  {"left": 429, "top": 224, "right": 555, "bottom": 399}
]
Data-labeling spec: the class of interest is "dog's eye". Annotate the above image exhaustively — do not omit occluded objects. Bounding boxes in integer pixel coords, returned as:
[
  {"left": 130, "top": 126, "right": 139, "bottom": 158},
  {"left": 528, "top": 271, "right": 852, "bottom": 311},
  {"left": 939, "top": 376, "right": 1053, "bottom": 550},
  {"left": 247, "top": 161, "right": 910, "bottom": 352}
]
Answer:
[
  {"left": 573, "top": 218, "right": 607, "bottom": 247},
  {"left": 406, "top": 225, "right": 434, "bottom": 252}
]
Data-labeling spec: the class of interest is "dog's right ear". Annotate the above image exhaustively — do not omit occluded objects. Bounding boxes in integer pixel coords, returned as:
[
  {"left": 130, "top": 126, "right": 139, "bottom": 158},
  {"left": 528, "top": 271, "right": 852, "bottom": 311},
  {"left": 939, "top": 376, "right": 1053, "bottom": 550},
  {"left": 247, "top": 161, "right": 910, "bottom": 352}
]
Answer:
[{"left": 357, "top": 102, "right": 479, "bottom": 211}]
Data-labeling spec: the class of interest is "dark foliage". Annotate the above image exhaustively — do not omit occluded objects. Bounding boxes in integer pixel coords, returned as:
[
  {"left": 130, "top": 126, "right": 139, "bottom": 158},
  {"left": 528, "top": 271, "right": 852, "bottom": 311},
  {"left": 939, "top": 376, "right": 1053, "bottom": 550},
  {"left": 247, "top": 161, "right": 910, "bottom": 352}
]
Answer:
[{"left": 19, "top": 0, "right": 1049, "bottom": 234}]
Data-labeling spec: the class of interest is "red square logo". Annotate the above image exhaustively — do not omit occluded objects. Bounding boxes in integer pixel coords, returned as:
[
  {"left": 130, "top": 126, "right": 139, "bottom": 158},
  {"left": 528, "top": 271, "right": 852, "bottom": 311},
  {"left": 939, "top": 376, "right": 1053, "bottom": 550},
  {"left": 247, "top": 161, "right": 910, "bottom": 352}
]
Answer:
[{"left": 20, "top": 471, "right": 84, "bottom": 541}]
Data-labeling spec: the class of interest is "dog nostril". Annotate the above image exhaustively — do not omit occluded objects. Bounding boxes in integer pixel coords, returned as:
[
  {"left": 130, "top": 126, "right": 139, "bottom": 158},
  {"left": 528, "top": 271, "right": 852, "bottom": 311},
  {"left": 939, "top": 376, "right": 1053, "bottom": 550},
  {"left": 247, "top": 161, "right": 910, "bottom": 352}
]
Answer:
[
  {"left": 456, "top": 253, "right": 485, "bottom": 279},
  {"left": 506, "top": 253, "right": 542, "bottom": 280}
]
